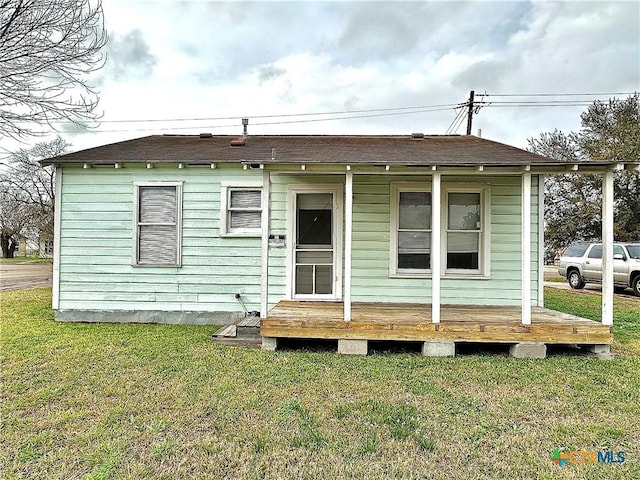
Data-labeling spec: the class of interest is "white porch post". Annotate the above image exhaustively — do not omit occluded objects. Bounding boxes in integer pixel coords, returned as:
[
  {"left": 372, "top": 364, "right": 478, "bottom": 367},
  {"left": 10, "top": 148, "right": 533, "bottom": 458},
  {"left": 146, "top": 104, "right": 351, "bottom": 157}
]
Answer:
[
  {"left": 344, "top": 170, "right": 353, "bottom": 322},
  {"left": 537, "top": 175, "right": 545, "bottom": 307},
  {"left": 431, "top": 170, "right": 441, "bottom": 323},
  {"left": 602, "top": 169, "right": 615, "bottom": 326},
  {"left": 521, "top": 171, "right": 532, "bottom": 325},
  {"left": 260, "top": 169, "right": 271, "bottom": 318}
]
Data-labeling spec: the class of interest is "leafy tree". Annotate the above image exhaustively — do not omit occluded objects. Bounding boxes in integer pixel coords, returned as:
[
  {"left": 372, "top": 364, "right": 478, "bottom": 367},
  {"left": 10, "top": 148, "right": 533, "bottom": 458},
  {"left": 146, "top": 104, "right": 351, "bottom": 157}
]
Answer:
[
  {"left": 529, "top": 94, "right": 640, "bottom": 255},
  {"left": 0, "top": 0, "right": 107, "bottom": 140},
  {"left": 0, "top": 136, "right": 68, "bottom": 257}
]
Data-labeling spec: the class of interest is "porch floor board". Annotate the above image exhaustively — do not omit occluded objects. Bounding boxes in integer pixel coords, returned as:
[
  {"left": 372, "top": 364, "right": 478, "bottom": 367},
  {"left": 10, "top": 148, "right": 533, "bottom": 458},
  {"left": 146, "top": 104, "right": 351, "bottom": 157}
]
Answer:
[{"left": 261, "top": 301, "right": 612, "bottom": 344}]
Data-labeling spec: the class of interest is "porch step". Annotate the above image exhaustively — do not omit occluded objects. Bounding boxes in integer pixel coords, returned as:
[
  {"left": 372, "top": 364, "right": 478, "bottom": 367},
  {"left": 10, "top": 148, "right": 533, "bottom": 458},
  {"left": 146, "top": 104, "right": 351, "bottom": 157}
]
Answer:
[
  {"left": 214, "top": 325, "right": 237, "bottom": 337},
  {"left": 211, "top": 319, "right": 261, "bottom": 347}
]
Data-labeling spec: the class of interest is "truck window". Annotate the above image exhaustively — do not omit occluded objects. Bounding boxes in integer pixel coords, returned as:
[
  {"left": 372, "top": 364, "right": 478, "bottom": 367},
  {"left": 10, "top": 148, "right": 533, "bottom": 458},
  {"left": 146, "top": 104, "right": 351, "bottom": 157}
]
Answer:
[
  {"left": 627, "top": 245, "right": 640, "bottom": 259},
  {"left": 587, "top": 245, "right": 602, "bottom": 259},
  {"left": 564, "top": 244, "right": 589, "bottom": 257}
]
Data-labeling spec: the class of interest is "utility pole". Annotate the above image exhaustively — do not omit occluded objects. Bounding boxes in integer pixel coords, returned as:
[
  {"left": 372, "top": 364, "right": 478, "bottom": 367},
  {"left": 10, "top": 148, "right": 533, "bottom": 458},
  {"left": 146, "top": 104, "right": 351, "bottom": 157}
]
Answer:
[{"left": 465, "top": 90, "right": 475, "bottom": 135}]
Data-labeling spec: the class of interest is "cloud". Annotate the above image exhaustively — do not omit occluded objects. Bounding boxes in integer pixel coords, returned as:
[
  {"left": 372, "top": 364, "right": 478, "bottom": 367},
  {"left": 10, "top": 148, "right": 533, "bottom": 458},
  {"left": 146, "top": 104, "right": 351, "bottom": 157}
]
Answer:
[
  {"left": 104, "top": 29, "right": 157, "bottom": 80},
  {"left": 257, "top": 65, "right": 286, "bottom": 84},
  {"left": 56, "top": 0, "right": 638, "bottom": 154}
]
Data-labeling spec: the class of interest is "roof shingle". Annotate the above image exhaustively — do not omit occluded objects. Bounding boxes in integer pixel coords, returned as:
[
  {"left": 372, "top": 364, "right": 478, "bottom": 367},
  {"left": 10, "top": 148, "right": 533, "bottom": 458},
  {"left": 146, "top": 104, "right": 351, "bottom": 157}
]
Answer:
[{"left": 41, "top": 134, "right": 583, "bottom": 166}]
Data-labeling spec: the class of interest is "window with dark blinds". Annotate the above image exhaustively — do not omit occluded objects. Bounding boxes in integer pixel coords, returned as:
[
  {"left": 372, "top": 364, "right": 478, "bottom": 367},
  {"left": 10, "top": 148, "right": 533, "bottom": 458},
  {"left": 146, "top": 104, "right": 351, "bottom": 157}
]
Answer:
[{"left": 135, "top": 184, "right": 182, "bottom": 266}]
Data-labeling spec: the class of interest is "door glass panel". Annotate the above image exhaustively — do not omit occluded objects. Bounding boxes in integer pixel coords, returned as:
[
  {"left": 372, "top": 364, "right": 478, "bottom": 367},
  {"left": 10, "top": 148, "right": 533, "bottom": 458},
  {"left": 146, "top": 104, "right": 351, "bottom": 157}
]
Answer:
[
  {"left": 296, "top": 250, "right": 333, "bottom": 264},
  {"left": 295, "top": 265, "right": 314, "bottom": 295},
  {"left": 315, "top": 265, "right": 333, "bottom": 294},
  {"left": 297, "top": 193, "right": 332, "bottom": 246}
]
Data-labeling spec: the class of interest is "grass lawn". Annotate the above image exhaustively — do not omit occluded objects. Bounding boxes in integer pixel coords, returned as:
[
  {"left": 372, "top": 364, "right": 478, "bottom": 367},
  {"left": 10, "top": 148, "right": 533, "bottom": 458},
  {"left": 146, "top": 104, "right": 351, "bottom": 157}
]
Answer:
[
  {"left": 0, "top": 256, "right": 52, "bottom": 265},
  {"left": 1, "top": 288, "right": 639, "bottom": 479}
]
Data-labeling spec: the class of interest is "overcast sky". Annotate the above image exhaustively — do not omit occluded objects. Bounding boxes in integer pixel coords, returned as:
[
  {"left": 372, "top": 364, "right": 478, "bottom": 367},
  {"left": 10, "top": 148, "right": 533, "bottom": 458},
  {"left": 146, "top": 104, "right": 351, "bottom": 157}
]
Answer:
[{"left": 33, "top": 0, "right": 640, "bottom": 152}]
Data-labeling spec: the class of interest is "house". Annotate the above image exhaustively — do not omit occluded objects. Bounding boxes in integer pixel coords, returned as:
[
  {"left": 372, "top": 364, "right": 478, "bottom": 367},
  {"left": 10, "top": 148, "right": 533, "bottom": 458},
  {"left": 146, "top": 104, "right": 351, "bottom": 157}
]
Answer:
[{"left": 43, "top": 133, "right": 640, "bottom": 357}]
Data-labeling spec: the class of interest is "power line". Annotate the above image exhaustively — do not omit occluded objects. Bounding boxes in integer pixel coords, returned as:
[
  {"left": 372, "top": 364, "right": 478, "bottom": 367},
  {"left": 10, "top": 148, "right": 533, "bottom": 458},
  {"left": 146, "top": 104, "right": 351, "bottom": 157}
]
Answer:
[
  {"left": 52, "top": 102, "right": 461, "bottom": 125},
  {"left": 484, "top": 92, "right": 636, "bottom": 97},
  {"left": 92, "top": 105, "right": 458, "bottom": 133},
  {"left": 58, "top": 91, "right": 636, "bottom": 134}
]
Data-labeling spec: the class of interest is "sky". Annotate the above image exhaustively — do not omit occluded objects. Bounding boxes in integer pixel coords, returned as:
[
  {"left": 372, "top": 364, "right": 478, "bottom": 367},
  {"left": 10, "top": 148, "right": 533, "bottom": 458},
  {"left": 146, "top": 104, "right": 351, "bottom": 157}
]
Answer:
[{"left": 11, "top": 0, "right": 640, "bottom": 153}]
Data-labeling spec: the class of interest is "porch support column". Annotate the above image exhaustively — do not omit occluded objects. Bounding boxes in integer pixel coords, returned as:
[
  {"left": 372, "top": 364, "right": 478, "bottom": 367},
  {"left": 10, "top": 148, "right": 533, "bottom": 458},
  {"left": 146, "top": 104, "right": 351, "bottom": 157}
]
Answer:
[
  {"left": 431, "top": 170, "right": 441, "bottom": 323},
  {"left": 537, "top": 175, "right": 545, "bottom": 307},
  {"left": 344, "top": 170, "right": 353, "bottom": 322},
  {"left": 601, "top": 168, "right": 615, "bottom": 326},
  {"left": 521, "top": 171, "right": 532, "bottom": 325},
  {"left": 260, "top": 169, "right": 271, "bottom": 319}
]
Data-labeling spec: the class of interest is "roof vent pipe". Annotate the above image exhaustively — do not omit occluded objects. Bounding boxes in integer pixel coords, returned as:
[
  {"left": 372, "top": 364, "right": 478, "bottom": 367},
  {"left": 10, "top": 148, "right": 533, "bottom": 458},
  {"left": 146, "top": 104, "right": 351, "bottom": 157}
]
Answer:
[{"left": 242, "top": 118, "right": 249, "bottom": 138}]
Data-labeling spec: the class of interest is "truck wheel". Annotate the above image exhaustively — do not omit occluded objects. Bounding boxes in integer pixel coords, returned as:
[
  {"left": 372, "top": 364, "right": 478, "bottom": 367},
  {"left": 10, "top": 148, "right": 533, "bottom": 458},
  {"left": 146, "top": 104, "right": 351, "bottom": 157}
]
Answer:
[
  {"left": 632, "top": 275, "right": 640, "bottom": 297},
  {"left": 568, "top": 270, "right": 585, "bottom": 289}
]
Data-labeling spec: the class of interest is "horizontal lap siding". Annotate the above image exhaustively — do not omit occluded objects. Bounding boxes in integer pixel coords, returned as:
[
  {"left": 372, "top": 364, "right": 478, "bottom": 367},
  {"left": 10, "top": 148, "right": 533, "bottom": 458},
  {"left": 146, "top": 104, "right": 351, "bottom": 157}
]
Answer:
[
  {"left": 58, "top": 164, "right": 262, "bottom": 313},
  {"left": 350, "top": 175, "right": 539, "bottom": 306}
]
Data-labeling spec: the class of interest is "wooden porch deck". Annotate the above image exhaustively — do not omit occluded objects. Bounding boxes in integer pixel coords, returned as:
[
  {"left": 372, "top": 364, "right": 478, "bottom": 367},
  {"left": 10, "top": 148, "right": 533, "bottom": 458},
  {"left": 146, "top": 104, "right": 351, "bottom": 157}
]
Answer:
[{"left": 261, "top": 301, "right": 612, "bottom": 345}]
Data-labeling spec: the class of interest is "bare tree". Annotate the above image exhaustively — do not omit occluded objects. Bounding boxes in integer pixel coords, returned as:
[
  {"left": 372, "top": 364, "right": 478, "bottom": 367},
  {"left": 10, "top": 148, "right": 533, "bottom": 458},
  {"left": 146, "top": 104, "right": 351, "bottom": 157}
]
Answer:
[
  {"left": 0, "top": 0, "right": 107, "bottom": 140},
  {"left": 0, "top": 136, "right": 68, "bottom": 257}
]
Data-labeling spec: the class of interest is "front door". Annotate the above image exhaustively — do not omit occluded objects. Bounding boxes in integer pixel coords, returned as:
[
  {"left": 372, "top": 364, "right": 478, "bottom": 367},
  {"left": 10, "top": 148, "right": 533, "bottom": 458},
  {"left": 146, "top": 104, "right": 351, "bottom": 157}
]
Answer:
[{"left": 290, "top": 188, "right": 342, "bottom": 299}]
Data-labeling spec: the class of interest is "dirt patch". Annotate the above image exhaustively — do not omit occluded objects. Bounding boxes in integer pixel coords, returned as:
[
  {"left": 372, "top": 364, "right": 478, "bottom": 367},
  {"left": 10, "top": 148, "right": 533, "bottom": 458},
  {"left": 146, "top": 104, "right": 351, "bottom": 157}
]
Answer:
[{"left": 0, "top": 263, "right": 53, "bottom": 291}]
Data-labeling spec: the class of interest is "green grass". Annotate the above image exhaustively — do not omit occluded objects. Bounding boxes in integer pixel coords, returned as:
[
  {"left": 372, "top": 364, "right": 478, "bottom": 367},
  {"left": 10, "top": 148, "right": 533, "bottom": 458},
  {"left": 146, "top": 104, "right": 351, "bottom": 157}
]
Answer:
[
  {"left": 1, "top": 288, "right": 639, "bottom": 479},
  {"left": 546, "top": 288, "right": 640, "bottom": 346},
  {"left": 0, "top": 256, "right": 52, "bottom": 265}
]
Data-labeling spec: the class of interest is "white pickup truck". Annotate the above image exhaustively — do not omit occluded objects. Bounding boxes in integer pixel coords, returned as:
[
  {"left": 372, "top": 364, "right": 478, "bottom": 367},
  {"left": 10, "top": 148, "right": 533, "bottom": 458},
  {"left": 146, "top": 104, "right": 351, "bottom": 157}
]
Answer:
[{"left": 558, "top": 242, "right": 640, "bottom": 296}]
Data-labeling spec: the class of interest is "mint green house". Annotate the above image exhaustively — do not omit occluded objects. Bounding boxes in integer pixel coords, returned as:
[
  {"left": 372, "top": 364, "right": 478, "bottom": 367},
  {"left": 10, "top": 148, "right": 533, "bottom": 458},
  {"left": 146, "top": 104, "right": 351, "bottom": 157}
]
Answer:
[{"left": 46, "top": 133, "right": 634, "bottom": 356}]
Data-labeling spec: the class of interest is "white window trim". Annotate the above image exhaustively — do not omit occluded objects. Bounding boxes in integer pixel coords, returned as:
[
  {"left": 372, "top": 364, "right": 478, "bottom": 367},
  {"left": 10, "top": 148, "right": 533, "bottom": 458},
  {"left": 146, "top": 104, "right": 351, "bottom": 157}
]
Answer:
[
  {"left": 441, "top": 184, "right": 491, "bottom": 278},
  {"left": 389, "top": 182, "right": 491, "bottom": 279},
  {"left": 220, "top": 181, "right": 263, "bottom": 237},
  {"left": 133, "top": 181, "right": 183, "bottom": 267},
  {"left": 390, "top": 183, "right": 432, "bottom": 278}
]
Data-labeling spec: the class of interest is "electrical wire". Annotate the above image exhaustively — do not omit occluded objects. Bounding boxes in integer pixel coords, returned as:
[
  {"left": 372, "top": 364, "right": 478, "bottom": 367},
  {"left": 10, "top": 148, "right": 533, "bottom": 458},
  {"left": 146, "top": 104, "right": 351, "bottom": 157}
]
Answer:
[
  {"left": 53, "top": 91, "right": 636, "bottom": 134},
  {"left": 92, "top": 105, "right": 458, "bottom": 133},
  {"left": 485, "top": 92, "right": 636, "bottom": 97},
  {"left": 49, "top": 102, "right": 461, "bottom": 124}
]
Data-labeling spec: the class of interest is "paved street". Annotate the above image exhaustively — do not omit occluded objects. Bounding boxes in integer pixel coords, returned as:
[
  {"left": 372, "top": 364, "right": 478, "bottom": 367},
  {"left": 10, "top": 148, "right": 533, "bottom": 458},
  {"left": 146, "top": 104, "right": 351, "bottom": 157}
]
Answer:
[{"left": 0, "top": 263, "right": 53, "bottom": 291}]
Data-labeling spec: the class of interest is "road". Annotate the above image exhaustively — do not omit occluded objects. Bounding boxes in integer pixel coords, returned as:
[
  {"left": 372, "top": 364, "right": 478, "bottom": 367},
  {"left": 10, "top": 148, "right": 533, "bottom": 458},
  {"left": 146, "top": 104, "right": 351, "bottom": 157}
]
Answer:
[{"left": 0, "top": 263, "right": 53, "bottom": 291}]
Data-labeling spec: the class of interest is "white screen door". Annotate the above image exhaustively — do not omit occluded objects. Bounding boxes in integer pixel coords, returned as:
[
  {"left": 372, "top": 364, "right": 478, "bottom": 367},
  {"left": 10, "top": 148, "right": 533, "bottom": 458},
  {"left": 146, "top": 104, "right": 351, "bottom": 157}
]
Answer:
[{"left": 294, "top": 192, "right": 335, "bottom": 297}]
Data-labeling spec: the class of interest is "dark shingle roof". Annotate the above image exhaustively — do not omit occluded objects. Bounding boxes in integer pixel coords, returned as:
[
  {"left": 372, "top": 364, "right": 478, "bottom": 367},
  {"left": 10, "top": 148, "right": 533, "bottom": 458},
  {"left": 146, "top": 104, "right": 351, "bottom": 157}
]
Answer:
[{"left": 43, "top": 134, "right": 571, "bottom": 166}]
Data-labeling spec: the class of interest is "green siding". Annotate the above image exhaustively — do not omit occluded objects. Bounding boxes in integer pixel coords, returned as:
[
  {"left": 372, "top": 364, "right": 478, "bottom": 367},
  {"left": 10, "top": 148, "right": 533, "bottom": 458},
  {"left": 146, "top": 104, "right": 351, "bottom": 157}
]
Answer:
[
  {"left": 266, "top": 173, "right": 540, "bottom": 307},
  {"left": 58, "top": 164, "right": 263, "bottom": 314},
  {"left": 59, "top": 166, "right": 541, "bottom": 318}
]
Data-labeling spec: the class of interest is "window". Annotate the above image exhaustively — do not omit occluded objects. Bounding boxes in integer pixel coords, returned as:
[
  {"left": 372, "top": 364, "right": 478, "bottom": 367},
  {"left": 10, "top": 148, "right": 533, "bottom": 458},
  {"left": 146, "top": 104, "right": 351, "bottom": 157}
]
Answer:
[
  {"left": 563, "top": 243, "right": 589, "bottom": 258},
  {"left": 44, "top": 240, "right": 53, "bottom": 256},
  {"left": 221, "top": 184, "right": 263, "bottom": 236},
  {"left": 391, "top": 185, "right": 431, "bottom": 275},
  {"left": 134, "top": 183, "right": 182, "bottom": 266},
  {"left": 446, "top": 192, "right": 482, "bottom": 271},
  {"left": 589, "top": 244, "right": 625, "bottom": 259}
]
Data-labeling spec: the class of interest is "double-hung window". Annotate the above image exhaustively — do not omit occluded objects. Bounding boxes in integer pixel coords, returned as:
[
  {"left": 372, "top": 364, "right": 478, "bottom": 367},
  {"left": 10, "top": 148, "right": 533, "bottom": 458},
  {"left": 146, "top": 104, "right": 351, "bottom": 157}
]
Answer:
[
  {"left": 221, "top": 183, "right": 263, "bottom": 236},
  {"left": 391, "top": 183, "right": 489, "bottom": 277},
  {"left": 445, "top": 189, "right": 486, "bottom": 275},
  {"left": 134, "top": 182, "right": 182, "bottom": 266},
  {"left": 391, "top": 185, "right": 431, "bottom": 275}
]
